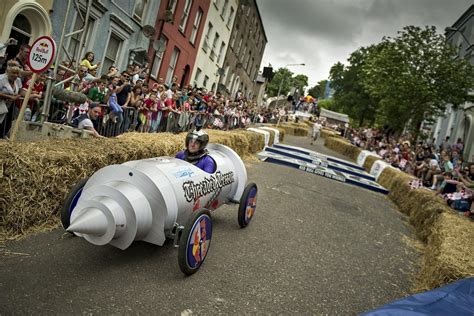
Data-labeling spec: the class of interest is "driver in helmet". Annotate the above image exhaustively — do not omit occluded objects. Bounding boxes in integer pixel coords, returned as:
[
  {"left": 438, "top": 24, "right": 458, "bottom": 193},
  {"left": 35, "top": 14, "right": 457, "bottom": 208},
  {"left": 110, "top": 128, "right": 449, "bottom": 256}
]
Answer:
[{"left": 176, "top": 129, "right": 216, "bottom": 173}]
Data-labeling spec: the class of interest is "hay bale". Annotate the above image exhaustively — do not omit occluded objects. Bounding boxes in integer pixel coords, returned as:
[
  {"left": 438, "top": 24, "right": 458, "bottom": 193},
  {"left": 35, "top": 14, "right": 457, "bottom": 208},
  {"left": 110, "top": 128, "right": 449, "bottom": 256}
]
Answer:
[
  {"left": 293, "top": 126, "right": 308, "bottom": 136},
  {"left": 320, "top": 129, "right": 338, "bottom": 139},
  {"left": 363, "top": 155, "right": 381, "bottom": 171},
  {"left": 288, "top": 122, "right": 309, "bottom": 129},
  {"left": 265, "top": 129, "right": 275, "bottom": 146},
  {"left": 378, "top": 167, "right": 413, "bottom": 191},
  {"left": 277, "top": 124, "right": 296, "bottom": 136},
  {"left": 416, "top": 212, "right": 474, "bottom": 292},
  {"left": 269, "top": 126, "right": 285, "bottom": 142},
  {"left": 0, "top": 130, "right": 264, "bottom": 239},
  {"left": 324, "top": 136, "right": 361, "bottom": 161}
]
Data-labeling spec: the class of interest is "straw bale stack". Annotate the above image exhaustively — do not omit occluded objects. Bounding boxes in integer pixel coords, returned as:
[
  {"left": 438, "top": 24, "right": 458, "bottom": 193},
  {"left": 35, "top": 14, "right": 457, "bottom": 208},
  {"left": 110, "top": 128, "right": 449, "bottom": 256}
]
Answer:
[
  {"left": 275, "top": 124, "right": 308, "bottom": 137},
  {"left": 288, "top": 122, "right": 310, "bottom": 130},
  {"left": 324, "top": 136, "right": 361, "bottom": 161},
  {"left": 0, "top": 130, "right": 265, "bottom": 238},
  {"left": 363, "top": 155, "right": 380, "bottom": 171},
  {"left": 320, "top": 129, "right": 337, "bottom": 139},
  {"left": 416, "top": 212, "right": 474, "bottom": 291},
  {"left": 271, "top": 127, "right": 285, "bottom": 142}
]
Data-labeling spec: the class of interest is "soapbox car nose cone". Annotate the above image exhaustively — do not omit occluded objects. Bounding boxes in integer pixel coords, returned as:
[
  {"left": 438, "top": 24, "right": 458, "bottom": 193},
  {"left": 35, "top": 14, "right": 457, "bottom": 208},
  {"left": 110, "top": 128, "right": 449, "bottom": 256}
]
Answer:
[{"left": 67, "top": 208, "right": 108, "bottom": 236}]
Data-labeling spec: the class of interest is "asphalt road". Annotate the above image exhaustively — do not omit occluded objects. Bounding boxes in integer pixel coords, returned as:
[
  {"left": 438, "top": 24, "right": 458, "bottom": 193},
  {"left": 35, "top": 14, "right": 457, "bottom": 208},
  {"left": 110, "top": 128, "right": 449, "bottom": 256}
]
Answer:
[{"left": 1, "top": 135, "right": 419, "bottom": 314}]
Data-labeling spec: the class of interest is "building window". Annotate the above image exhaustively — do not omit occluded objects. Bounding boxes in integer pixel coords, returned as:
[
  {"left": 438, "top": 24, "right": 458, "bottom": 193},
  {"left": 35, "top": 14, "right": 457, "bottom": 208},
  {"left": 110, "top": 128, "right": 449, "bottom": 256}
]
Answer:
[
  {"left": 179, "top": 0, "right": 193, "bottom": 32},
  {"left": 166, "top": 47, "right": 180, "bottom": 86},
  {"left": 236, "top": 36, "right": 243, "bottom": 54},
  {"left": 244, "top": 50, "right": 251, "bottom": 69},
  {"left": 102, "top": 33, "right": 122, "bottom": 75},
  {"left": 194, "top": 67, "right": 202, "bottom": 85},
  {"left": 11, "top": 14, "right": 32, "bottom": 40},
  {"left": 151, "top": 36, "right": 167, "bottom": 79},
  {"left": 230, "top": 29, "right": 237, "bottom": 49},
  {"left": 213, "top": 0, "right": 220, "bottom": 9},
  {"left": 168, "top": 0, "right": 178, "bottom": 15},
  {"left": 221, "top": 0, "right": 229, "bottom": 19},
  {"left": 210, "top": 32, "right": 220, "bottom": 60},
  {"left": 190, "top": 8, "right": 203, "bottom": 45},
  {"left": 217, "top": 41, "right": 225, "bottom": 63},
  {"left": 241, "top": 45, "right": 247, "bottom": 61},
  {"left": 227, "top": 7, "right": 234, "bottom": 28},
  {"left": 203, "top": 22, "right": 213, "bottom": 52},
  {"left": 68, "top": 13, "right": 95, "bottom": 61},
  {"left": 203, "top": 75, "right": 209, "bottom": 88},
  {"left": 133, "top": 0, "right": 148, "bottom": 21},
  {"left": 247, "top": 57, "right": 254, "bottom": 73}
]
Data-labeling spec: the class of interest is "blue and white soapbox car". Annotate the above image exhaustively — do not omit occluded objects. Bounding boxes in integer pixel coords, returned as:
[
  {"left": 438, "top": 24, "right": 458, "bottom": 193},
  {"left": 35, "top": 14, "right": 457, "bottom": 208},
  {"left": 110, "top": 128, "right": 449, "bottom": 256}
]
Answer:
[{"left": 61, "top": 144, "right": 257, "bottom": 275}]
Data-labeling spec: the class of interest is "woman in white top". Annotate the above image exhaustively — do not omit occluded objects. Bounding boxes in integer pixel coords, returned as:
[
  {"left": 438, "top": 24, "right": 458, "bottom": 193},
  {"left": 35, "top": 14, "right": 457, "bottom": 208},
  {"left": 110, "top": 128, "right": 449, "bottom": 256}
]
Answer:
[{"left": 0, "top": 60, "right": 26, "bottom": 137}]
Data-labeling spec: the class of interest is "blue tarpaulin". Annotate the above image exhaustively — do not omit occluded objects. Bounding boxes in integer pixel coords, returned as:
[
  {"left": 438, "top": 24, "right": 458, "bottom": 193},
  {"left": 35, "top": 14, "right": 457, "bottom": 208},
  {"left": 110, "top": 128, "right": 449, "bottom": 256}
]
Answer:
[{"left": 362, "top": 278, "right": 474, "bottom": 316}]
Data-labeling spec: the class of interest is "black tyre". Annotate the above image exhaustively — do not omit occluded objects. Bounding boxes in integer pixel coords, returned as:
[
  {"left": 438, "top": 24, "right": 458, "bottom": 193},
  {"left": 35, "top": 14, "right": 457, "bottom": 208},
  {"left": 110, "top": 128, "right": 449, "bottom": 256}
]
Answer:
[
  {"left": 178, "top": 209, "right": 213, "bottom": 275},
  {"left": 61, "top": 178, "right": 89, "bottom": 229},
  {"left": 238, "top": 183, "right": 258, "bottom": 228}
]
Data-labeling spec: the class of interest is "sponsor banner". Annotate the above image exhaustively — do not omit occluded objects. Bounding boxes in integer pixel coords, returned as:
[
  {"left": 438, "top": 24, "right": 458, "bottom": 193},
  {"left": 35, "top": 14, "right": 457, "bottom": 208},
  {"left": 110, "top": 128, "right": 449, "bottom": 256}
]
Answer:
[
  {"left": 265, "top": 146, "right": 375, "bottom": 180},
  {"left": 273, "top": 143, "right": 364, "bottom": 170},
  {"left": 257, "top": 151, "right": 388, "bottom": 194}
]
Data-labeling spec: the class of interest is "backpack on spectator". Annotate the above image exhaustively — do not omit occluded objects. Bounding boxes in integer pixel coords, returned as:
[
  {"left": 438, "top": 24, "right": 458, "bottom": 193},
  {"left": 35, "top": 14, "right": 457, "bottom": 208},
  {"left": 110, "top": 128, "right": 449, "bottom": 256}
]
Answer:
[{"left": 452, "top": 199, "right": 471, "bottom": 212}]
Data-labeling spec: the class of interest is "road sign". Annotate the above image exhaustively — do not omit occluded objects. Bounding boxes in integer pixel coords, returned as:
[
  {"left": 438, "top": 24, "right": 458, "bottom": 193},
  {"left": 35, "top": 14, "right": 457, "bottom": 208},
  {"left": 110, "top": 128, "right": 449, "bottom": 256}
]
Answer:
[{"left": 27, "top": 36, "right": 56, "bottom": 74}]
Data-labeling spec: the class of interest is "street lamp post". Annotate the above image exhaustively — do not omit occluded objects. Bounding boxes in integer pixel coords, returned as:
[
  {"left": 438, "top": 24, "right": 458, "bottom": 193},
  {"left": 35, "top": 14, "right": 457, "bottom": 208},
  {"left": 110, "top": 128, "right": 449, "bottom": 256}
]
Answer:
[{"left": 276, "top": 63, "right": 305, "bottom": 106}]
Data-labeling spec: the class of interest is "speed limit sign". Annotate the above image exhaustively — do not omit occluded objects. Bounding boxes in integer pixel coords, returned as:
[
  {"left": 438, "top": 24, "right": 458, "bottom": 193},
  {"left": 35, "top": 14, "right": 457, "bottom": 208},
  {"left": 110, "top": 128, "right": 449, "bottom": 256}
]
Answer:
[
  {"left": 11, "top": 36, "right": 56, "bottom": 141},
  {"left": 27, "top": 36, "right": 56, "bottom": 73}
]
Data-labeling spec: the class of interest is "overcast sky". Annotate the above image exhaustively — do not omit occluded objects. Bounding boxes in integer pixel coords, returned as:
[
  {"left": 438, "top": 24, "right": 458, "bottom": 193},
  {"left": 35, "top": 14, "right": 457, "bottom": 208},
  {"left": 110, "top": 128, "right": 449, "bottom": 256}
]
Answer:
[{"left": 258, "top": 0, "right": 472, "bottom": 88}]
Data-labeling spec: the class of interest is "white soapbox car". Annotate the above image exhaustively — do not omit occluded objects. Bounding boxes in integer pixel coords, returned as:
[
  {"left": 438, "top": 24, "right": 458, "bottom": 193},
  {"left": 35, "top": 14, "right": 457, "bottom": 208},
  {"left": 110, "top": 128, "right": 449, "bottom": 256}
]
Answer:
[{"left": 61, "top": 144, "right": 257, "bottom": 275}]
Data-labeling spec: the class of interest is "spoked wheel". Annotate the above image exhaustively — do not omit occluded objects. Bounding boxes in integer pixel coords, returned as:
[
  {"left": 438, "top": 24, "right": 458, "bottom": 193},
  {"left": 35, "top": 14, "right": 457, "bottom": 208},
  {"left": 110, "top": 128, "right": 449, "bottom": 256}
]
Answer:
[
  {"left": 238, "top": 183, "right": 258, "bottom": 228},
  {"left": 61, "top": 178, "right": 89, "bottom": 230},
  {"left": 178, "top": 209, "right": 213, "bottom": 276}
]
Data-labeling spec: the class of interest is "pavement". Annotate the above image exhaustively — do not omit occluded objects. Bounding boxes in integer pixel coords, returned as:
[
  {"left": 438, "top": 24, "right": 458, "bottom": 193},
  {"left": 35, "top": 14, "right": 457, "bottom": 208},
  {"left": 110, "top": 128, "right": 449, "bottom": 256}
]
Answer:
[{"left": 0, "top": 134, "right": 419, "bottom": 314}]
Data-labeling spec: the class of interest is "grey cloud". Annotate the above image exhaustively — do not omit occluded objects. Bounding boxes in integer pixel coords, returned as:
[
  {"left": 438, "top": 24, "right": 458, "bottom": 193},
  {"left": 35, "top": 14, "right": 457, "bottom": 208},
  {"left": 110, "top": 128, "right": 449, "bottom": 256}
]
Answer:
[{"left": 258, "top": 0, "right": 472, "bottom": 85}]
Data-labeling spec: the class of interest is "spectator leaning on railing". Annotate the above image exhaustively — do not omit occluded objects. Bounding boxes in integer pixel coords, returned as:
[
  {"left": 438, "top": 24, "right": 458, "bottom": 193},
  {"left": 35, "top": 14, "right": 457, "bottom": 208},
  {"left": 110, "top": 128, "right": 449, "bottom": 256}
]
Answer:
[
  {"left": 77, "top": 103, "right": 104, "bottom": 138},
  {"left": 0, "top": 60, "right": 26, "bottom": 138}
]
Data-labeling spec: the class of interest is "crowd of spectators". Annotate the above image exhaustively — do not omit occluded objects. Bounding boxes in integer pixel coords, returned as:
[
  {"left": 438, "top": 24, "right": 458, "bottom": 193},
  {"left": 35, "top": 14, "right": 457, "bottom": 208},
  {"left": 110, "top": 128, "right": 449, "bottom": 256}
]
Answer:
[
  {"left": 346, "top": 127, "right": 474, "bottom": 217},
  {"left": 0, "top": 41, "right": 285, "bottom": 139}
]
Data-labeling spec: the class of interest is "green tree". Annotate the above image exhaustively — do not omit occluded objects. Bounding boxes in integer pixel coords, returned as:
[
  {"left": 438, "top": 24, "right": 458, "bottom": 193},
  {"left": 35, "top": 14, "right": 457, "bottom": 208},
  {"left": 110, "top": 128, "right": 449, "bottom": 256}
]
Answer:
[
  {"left": 265, "top": 68, "right": 294, "bottom": 97},
  {"left": 362, "top": 25, "right": 473, "bottom": 134},
  {"left": 292, "top": 74, "right": 309, "bottom": 95},
  {"left": 329, "top": 47, "right": 379, "bottom": 127},
  {"left": 308, "top": 80, "right": 328, "bottom": 99},
  {"left": 316, "top": 98, "right": 334, "bottom": 110},
  {"left": 266, "top": 69, "right": 308, "bottom": 97}
]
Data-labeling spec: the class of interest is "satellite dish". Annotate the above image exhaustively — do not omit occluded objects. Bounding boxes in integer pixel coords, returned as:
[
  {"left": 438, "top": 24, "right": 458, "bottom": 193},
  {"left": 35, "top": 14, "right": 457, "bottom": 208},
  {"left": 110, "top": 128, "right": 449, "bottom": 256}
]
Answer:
[
  {"left": 142, "top": 25, "right": 156, "bottom": 38},
  {"left": 217, "top": 68, "right": 225, "bottom": 76}
]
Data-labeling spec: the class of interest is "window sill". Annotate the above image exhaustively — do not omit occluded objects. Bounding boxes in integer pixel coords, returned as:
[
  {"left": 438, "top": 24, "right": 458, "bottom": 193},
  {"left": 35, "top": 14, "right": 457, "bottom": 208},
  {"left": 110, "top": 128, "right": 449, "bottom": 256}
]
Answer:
[{"left": 178, "top": 28, "right": 186, "bottom": 37}]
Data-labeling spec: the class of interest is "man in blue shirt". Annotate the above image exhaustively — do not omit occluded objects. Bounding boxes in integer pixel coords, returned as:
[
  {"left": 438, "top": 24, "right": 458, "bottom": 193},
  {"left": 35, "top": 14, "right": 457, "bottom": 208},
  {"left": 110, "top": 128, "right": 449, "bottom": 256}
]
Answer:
[{"left": 176, "top": 129, "right": 216, "bottom": 173}]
